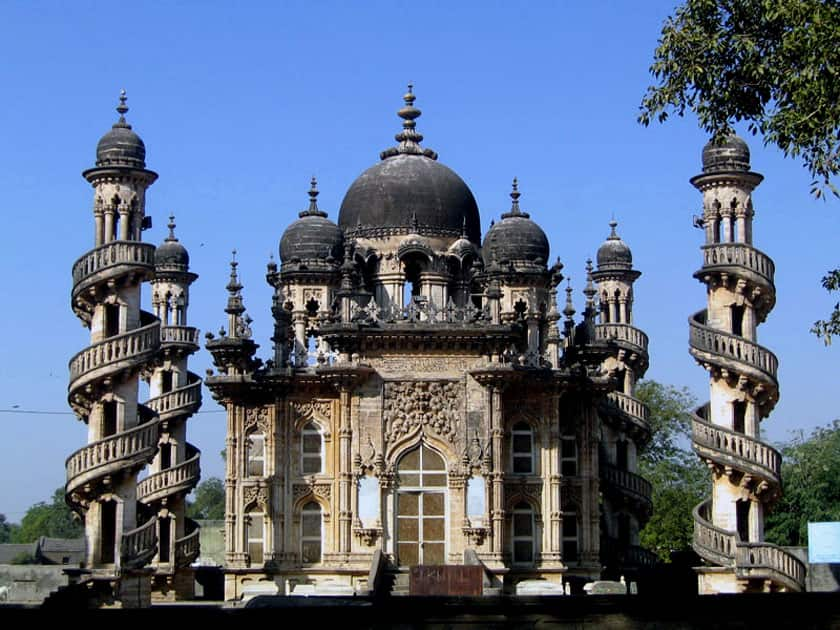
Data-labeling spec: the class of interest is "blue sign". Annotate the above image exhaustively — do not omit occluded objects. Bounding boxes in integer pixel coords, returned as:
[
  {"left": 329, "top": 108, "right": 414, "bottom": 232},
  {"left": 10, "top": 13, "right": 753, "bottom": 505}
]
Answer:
[{"left": 808, "top": 522, "right": 840, "bottom": 563}]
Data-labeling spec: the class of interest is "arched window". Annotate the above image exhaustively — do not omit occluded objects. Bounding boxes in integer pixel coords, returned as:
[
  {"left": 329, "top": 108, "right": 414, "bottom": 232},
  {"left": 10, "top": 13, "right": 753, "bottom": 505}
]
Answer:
[
  {"left": 301, "top": 422, "right": 323, "bottom": 474},
  {"left": 562, "top": 511, "right": 578, "bottom": 562},
  {"left": 301, "top": 501, "right": 322, "bottom": 563},
  {"left": 512, "top": 502, "right": 536, "bottom": 565},
  {"left": 561, "top": 434, "right": 577, "bottom": 476},
  {"left": 512, "top": 422, "right": 534, "bottom": 474},
  {"left": 246, "top": 507, "right": 264, "bottom": 565},
  {"left": 247, "top": 432, "right": 265, "bottom": 477}
]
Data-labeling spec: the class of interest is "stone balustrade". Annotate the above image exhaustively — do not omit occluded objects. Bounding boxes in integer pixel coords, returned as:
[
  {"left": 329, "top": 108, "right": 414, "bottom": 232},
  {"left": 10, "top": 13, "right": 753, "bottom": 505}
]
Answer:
[
  {"left": 689, "top": 314, "right": 778, "bottom": 382},
  {"left": 692, "top": 500, "right": 737, "bottom": 566},
  {"left": 701, "top": 243, "right": 775, "bottom": 287},
  {"left": 137, "top": 452, "right": 201, "bottom": 503},
  {"left": 735, "top": 543, "right": 807, "bottom": 590},
  {"left": 175, "top": 527, "right": 201, "bottom": 568},
  {"left": 121, "top": 516, "right": 158, "bottom": 570},
  {"left": 607, "top": 391, "right": 650, "bottom": 425},
  {"left": 349, "top": 296, "right": 490, "bottom": 326},
  {"left": 161, "top": 325, "right": 200, "bottom": 346},
  {"left": 145, "top": 377, "right": 202, "bottom": 420},
  {"left": 69, "top": 320, "right": 161, "bottom": 387},
  {"left": 601, "top": 463, "right": 652, "bottom": 506},
  {"left": 72, "top": 241, "right": 156, "bottom": 294},
  {"left": 66, "top": 419, "right": 160, "bottom": 488},
  {"left": 692, "top": 415, "right": 781, "bottom": 483},
  {"left": 595, "top": 323, "right": 649, "bottom": 354}
]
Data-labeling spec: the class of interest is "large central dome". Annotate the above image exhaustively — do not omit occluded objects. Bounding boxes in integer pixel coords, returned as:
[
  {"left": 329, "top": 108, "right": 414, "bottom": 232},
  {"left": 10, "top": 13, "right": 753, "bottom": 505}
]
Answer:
[{"left": 338, "top": 86, "right": 481, "bottom": 243}]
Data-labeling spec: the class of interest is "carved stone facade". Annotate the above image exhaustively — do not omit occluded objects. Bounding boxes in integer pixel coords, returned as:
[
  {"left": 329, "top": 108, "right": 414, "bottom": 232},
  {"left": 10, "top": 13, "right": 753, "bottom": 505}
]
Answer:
[{"left": 206, "top": 87, "right": 653, "bottom": 599}]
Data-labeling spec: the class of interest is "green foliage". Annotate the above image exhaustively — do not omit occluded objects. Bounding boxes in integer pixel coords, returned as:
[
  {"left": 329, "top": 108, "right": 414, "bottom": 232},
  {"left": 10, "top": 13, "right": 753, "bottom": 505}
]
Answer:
[
  {"left": 11, "top": 488, "right": 82, "bottom": 543},
  {"left": 186, "top": 477, "right": 225, "bottom": 520},
  {"left": 636, "top": 381, "right": 709, "bottom": 562},
  {"left": 640, "top": 0, "right": 840, "bottom": 342},
  {"left": 640, "top": 0, "right": 840, "bottom": 198},
  {"left": 0, "top": 513, "right": 20, "bottom": 544},
  {"left": 765, "top": 420, "right": 840, "bottom": 546}
]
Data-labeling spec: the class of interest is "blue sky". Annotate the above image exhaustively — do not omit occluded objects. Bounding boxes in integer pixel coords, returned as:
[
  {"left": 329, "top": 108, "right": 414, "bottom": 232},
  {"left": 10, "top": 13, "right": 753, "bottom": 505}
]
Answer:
[{"left": 1, "top": 1, "right": 837, "bottom": 522}]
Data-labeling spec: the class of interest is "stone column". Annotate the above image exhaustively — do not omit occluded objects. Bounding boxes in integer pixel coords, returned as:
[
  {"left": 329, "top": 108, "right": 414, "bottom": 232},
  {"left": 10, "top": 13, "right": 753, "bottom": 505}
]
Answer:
[
  {"left": 292, "top": 311, "right": 307, "bottom": 366},
  {"left": 338, "top": 388, "right": 353, "bottom": 554},
  {"left": 488, "top": 384, "right": 505, "bottom": 559}
]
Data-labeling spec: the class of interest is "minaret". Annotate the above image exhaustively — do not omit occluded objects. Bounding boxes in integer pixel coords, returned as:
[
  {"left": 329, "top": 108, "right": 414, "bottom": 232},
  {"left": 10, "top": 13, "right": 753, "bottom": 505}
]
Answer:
[
  {"left": 140, "top": 216, "right": 202, "bottom": 599},
  {"left": 67, "top": 91, "right": 160, "bottom": 605},
  {"left": 591, "top": 225, "right": 654, "bottom": 578},
  {"left": 689, "top": 136, "right": 805, "bottom": 593}
]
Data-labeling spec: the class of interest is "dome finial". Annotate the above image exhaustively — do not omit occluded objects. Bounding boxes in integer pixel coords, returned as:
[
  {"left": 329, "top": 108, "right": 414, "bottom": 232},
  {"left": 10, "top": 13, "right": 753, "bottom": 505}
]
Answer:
[
  {"left": 501, "top": 177, "right": 530, "bottom": 219},
  {"left": 117, "top": 89, "right": 128, "bottom": 119},
  {"left": 608, "top": 218, "right": 619, "bottom": 239},
  {"left": 381, "top": 83, "right": 438, "bottom": 160},
  {"left": 167, "top": 214, "right": 177, "bottom": 241},
  {"left": 300, "top": 176, "right": 327, "bottom": 218},
  {"left": 563, "top": 279, "right": 576, "bottom": 321}
]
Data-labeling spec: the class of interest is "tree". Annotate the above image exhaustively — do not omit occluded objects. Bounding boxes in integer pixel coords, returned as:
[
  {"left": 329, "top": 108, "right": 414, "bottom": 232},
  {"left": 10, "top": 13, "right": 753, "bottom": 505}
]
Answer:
[
  {"left": 0, "top": 513, "right": 19, "bottom": 543},
  {"left": 12, "top": 488, "right": 83, "bottom": 543},
  {"left": 639, "top": 0, "right": 840, "bottom": 340},
  {"left": 186, "top": 477, "right": 225, "bottom": 520},
  {"left": 765, "top": 419, "right": 840, "bottom": 546},
  {"left": 635, "top": 381, "right": 709, "bottom": 562}
]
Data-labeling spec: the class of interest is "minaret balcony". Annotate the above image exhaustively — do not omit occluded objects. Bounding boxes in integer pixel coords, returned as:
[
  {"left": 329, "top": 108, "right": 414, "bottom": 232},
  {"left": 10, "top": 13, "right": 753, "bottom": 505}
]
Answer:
[
  {"left": 691, "top": 412, "right": 781, "bottom": 492},
  {"left": 137, "top": 448, "right": 201, "bottom": 505},
  {"left": 689, "top": 312, "right": 778, "bottom": 387},
  {"left": 121, "top": 516, "right": 159, "bottom": 571},
  {"left": 66, "top": 418, "right": 161, "bottom": 498},
  {"left": 69, "top": 318, "right": 161, "bottom": 410},
  {"left": 71, "top": 241, "right": 156, "bottom": 321},
  {"left": 160, "top": 325, "right": 200, "bottom": 353},
  {"left": 595, "top": 323, "right": 649, "bottom": 356},
  {"left": 692, "top": 501, "right": 805, "bottom": 592},
  {"left": 698, "top": 242, "right": 775, "bottom": 289},
  {"left": 174, "top": 525, "right": 201, "bottom": 568},
  {"left": 600, "top": 462, "right": 652, "bottom": 515},
  {"left": 145, "top": 375, "right": 202, "bottom": 423}
]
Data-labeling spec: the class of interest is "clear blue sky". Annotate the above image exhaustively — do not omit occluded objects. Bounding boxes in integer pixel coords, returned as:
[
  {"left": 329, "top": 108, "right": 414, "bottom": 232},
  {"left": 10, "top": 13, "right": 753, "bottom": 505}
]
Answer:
[{"left": 1, "top": 1, "right": 837, "bottom": 523}]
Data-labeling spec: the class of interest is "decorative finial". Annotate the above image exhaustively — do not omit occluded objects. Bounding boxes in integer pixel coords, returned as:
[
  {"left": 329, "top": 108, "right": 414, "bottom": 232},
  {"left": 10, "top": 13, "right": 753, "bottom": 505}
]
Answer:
[
  {"left": 166, "top": 214, "right": 177, "bottom": 241},
  {"left": 608, "top": 218, "right": 619, "bottom": 239},
  {"left": 300, "top": 176, "right": 327, "bottom": 218},
  {"left": 584, "top": 258, "right": 596, "bottom": 309},
  {"left": 382, "top": 83, "right": 438, "bottom": 160},
  {"left": 225, "top": 249, "right": 246, "bottom": 321},
  {"left": 563, "top": 279, "right": 576, "bottom": 321},
  {"left": 410, "top": 211, "right": 419, "bottom": 233},
  {"left": 117, "top": 89, "right": 128, "bottom": 118},
  {"left": 460, "top": 216, "right": 468, "bottom": 239},
  {"left": 501, "top": 177, "right": 530, "bottom": 219}
]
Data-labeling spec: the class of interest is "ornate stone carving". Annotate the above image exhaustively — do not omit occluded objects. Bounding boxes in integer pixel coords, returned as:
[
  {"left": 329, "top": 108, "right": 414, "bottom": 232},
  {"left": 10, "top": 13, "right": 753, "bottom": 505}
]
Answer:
[
  {"left": 383, "top": 380, "right": 462, "bottom": 444},
  {"left": 462, "top": 525, "right": 489, "bottom": 546},
  {"left": 370, "top": 356, "right": 483, "bottom": 373},
  {"left": 244, "top": 406, "right": 270, "bottom": 434},
  {"left": 505, "top": 478, "right": 543, "bottom": 503},
  {"left": 293, "top": 481, "right": 332, "bottom": 502},
  {"left": 291, "top": 399, "right": 333, "bottom": 422},
  {"left": 243, "top": 485, "right": 268, "bottom": 511}
]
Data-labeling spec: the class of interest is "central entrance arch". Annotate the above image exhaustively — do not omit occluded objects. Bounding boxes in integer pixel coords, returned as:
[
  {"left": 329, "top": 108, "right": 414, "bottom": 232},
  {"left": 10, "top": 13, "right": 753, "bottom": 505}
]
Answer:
[{"left": 396, "top": 444, "right": 447, "bottom": 566}]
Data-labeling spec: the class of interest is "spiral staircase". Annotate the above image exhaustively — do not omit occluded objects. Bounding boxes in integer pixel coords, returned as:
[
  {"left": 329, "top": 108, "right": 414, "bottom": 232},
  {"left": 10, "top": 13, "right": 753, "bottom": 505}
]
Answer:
[
  {"left": 689, "top": 228, "right": 805, "bottom": 588},
  {"left": 67, "top": 240, "right": 161, "bottom": 575}
]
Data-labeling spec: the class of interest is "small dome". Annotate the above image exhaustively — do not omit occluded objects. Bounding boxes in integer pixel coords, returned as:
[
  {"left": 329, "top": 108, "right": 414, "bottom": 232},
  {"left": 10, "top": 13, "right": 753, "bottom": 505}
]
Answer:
[
  {"left": 482, "top": 179, "right": 549, "bottom": 268},
  {"left": 279, "top": 178, "right": 344, "bottom": 264},
  {"left": 338, "top": 86, "right": 481, "bottom": 243},
  {"left": 596, "top": 220, "right": 632, "bottom": 271},
  {"left": 155, "top": 216, "right": 190, "bottom": 271},
  {"left": 702, "top": 134, "right": 750, "bottom": 173},
  {"left": 96, "top": 91, "right": 146, "bottom": 169}
]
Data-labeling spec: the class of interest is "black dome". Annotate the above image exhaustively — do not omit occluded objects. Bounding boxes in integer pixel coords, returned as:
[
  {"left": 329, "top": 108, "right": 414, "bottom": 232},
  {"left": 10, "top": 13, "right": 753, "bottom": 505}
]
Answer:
[
  {"left": 95, "top": 91, "right": 146, "bottom": 169},
  {"left": 338, "top": 85, "right": 481, "bottom": 243},
  {"left": 482, "top": 180, "right": 549, "bottom": 267},
  {"left": 339, "top": 154, "right": 481, "bottom": 242},
  {"left": 280, "top": 178, "right": 344, "bottom": 264},
  {"left": 155, "top": 217, "right": 189, "bottom": 271},
  {"left": 702, "top": 134, "right": 750, "bottom": 173},
  {"left": 596, "top": 220, "right": 632, "bottom": 271}
]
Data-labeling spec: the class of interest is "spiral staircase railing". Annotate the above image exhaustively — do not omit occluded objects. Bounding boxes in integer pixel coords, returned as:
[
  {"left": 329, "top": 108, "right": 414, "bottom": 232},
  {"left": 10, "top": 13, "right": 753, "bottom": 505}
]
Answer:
[{"left": 690, "top": 235, "right": 804, "bottom": 591}]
